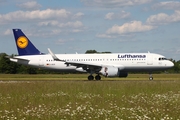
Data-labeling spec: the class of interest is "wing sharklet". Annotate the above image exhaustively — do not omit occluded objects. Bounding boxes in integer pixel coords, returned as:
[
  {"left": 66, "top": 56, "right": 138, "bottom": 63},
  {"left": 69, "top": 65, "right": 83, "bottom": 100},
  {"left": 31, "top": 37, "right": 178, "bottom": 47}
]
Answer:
[{"left": 48, "top": 48, "right": 65, "bottom": 62}]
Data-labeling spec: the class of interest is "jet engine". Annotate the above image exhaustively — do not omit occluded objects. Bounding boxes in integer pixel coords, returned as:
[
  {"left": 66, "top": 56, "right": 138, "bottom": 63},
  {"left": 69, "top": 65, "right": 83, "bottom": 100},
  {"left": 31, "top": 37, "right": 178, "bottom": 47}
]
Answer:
[{"left": 100, "top": 66, "right": 128, "bottom": 77}]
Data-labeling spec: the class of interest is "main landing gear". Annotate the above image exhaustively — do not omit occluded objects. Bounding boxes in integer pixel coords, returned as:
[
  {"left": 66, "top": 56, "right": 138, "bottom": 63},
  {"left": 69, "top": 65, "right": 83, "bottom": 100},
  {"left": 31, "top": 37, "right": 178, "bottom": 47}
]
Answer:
[{"left": 88, "top": 74, "right": 101, "bottom": 80}]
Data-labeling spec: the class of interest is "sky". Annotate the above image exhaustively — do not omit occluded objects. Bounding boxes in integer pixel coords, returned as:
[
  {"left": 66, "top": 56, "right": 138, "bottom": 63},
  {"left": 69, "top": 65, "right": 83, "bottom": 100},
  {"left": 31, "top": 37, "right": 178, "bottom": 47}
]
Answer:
[{"left": 0, "top": 0, "right": 180, "bottom": 60}]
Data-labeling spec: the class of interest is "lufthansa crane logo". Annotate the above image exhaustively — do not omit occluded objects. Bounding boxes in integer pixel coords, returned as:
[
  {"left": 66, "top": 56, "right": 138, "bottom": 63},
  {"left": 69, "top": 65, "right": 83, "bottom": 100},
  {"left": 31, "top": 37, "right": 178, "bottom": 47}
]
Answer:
[{"left": 17, "top": 36, "right": 28, "bottom": 49}]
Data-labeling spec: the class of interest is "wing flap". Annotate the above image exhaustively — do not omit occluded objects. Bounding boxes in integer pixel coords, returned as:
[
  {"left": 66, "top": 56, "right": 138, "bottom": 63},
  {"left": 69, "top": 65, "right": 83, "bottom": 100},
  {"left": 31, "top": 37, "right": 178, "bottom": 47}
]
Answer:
[{"left": 65, "top": 61, "right": 102, "bottom": 67}]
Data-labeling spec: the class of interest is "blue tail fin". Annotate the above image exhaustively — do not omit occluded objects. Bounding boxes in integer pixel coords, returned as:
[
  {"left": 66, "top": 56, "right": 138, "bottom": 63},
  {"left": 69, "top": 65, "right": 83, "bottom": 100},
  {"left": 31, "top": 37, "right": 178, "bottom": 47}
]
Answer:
[{"left": 13, "top": 29, "right": 41, "bottom": 56}]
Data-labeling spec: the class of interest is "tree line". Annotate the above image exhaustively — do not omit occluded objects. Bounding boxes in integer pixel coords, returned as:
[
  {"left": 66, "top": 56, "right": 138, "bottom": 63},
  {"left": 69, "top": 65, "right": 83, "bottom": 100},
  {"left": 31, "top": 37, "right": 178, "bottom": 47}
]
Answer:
[{"left": 0, "top": 51, "right": 180, "bottom": 74}]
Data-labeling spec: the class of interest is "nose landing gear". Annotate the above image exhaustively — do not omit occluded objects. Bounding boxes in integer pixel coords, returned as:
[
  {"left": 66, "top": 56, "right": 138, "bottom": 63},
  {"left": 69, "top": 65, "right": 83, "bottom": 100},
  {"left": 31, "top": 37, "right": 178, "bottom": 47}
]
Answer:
[{"left": 149, "top": 72, "right": 153, "bottom": 80}]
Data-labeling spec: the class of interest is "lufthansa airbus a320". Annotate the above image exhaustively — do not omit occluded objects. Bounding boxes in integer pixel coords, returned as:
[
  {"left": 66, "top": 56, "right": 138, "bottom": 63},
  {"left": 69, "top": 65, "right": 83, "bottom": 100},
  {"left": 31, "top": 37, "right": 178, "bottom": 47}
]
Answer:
[{"left": 8, "top": 29, "right": 174, "bottom": 80}]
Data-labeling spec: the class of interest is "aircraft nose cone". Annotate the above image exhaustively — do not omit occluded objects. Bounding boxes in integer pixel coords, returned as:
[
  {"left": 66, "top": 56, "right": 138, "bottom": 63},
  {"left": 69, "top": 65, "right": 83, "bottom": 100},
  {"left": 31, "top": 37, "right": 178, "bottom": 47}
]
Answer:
[{"left": 169, "top": 61, "right": 174, "bottom": 67}]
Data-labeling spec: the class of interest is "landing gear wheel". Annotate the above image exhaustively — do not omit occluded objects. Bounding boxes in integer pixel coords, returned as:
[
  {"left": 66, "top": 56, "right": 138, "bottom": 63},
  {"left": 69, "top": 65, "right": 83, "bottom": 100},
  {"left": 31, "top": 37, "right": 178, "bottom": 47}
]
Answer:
[
  {"left": 149, "top": 77, "right": 153, "bottom": 80},
  {"left": 95, "top": 75, "right": 101, "bottom": 80},
  {"left": 88, "top": 75, "right": 94, "bottom": 80},
  {"left": 149, "top": 72, "right": 153, "bottom": 80}
]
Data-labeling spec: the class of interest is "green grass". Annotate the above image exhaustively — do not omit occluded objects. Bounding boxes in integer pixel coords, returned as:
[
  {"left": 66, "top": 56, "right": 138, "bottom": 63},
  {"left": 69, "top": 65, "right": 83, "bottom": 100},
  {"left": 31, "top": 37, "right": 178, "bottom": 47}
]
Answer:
[
  {"left": 0, "top": 74, "right": 180, "bottom": 119},
  {"left": 0, "top": 73, "right": 180, "bottom": 80}
]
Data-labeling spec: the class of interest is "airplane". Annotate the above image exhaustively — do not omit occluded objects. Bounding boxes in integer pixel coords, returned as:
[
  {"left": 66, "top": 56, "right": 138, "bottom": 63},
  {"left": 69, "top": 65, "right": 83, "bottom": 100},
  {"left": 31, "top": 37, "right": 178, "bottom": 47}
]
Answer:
[{"left": 8, "top": 29, "right": 174, "bottom": 80}]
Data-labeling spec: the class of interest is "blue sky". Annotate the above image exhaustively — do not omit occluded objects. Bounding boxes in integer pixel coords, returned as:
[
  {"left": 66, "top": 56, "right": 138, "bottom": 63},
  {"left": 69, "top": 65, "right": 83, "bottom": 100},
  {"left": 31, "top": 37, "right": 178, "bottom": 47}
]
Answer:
[{"left": 0, "top": 0, "right": 180, "bottom": 60}]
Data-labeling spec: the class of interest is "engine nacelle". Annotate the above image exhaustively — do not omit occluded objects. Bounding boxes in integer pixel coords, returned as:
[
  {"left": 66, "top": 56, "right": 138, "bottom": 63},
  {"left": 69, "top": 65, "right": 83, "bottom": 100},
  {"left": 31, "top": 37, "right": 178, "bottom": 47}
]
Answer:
[
  {"left": 100, "top": 66, "right": 118, "bottom": 77},
  {"left": 118, "top": 71, "right": 128, "bottom": 77},
  {"left": 75, "top": 67, "right": 86, "bottom": 72},
  {"left": 100, "top": 67, "right": 128, "bottom": 77}
]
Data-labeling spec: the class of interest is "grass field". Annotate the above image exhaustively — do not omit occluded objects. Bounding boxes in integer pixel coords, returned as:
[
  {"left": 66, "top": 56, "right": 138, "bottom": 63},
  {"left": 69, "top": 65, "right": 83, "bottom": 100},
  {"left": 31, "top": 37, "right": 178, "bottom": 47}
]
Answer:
[
  {"left": 1, "top": 73, "right": 180, "bottom": 81},
  {"left": 0, "top": 74, "right": 180, "bottom": 119}
]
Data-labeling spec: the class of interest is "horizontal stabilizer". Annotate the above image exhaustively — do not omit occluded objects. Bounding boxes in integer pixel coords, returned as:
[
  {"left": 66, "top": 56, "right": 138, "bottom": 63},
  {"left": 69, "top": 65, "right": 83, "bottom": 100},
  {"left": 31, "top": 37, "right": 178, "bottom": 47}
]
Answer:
[
  {"left": 5, "top": 56, "right": 11, "bottom": 59},
  {"left": 5, "top": 55, "right": 29, "bottom": 61}
]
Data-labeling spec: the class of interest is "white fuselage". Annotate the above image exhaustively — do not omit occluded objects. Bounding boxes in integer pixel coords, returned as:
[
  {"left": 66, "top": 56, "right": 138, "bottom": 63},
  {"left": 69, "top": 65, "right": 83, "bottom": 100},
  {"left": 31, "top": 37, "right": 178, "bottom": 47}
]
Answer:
[{"left": 10, "top": 53, "right": 174, "bottom": 72}]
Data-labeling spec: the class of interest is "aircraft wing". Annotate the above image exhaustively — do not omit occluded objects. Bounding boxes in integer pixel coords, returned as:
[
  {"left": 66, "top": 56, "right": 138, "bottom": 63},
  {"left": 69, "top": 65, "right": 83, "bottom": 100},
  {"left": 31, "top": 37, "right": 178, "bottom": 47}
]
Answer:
[
  {"left": 65, "top": 61, "right": 102, "bottom": 67},
  {"left": 67, "top": 61, "right": 103, "bottom": 72},
  {"left": 48, "top": 48, "right": 103, "bottom": 72},
  {"left": 68, "top": 62, "right": 101, "bottom": 67},
  {"left": 48, "top": 48, "right": 125, "bottom": 73},
  {"left": 65, "top": 61, "right": 125, "bottom": 70}
]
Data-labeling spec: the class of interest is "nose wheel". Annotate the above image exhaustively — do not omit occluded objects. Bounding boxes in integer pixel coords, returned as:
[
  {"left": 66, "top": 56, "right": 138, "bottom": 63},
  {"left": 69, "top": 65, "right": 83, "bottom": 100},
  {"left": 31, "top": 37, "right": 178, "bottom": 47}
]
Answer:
[{"left": 149, "top": 72, "right": 153, "bottom": 80}]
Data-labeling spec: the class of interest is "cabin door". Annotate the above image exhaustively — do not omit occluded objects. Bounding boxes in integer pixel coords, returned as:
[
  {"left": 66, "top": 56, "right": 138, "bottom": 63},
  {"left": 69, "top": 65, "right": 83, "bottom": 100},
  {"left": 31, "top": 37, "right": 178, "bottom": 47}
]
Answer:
[
  {"left": 147, "top": 54, "right": 153, "bottom": 65},
  {"left": 39, "top": 57, "right": 44, "bottom": 66}
]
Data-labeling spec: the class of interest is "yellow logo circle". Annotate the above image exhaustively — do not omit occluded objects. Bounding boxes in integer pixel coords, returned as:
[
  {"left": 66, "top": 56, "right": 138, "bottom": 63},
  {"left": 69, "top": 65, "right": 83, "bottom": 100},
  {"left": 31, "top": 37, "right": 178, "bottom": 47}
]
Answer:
[{"left": 17, "top": 36, "right": 28, "bottom": 49}]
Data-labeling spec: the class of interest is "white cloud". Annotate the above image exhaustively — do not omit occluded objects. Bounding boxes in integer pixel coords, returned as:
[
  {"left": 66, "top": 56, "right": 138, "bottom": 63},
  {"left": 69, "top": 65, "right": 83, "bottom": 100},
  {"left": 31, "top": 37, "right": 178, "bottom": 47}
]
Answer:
[
  {"left": 105, "top": 12, "right": 114, "bottom": 20},
  {"left": 0, "top": 8, "right": 85, "bottom": 37},
  {"left": 17, "top": 1, "right": 42, "bottom": 10},
  {"left": 37, "top": 20, "right": 84, "bottom": 34},
  {"left": 96, "top": 34, "right": 116, "bottom": 38},
  {"left": 56, "top": 39, "right": 66, "bottom": 45},
  {"left": 105, "top": 11, "right": 130, "bottom": 20},
  {"left": 106, "top": 21, "right": 154, "bottom": 34},
  {"left": 38, "top": 20, "right": 83, "bottom": 28},
  {"left": 72, "top": 29, "right": 83, "bottom": 33},
  {"left": 147, "top": 10, "right": 180, "bottom": 25},
  {"left": 0, "top": 9, "right": 71, "bottom": 24},
  {"left": 81, "top": 0, "right": 152, "bottom": 7},
  {"left": 61, "top": 21, "right": 83, "bottom": 28},
  {"left": 73, "top": 12, "right": 84, "bottom": 19},
  {"left": 56, "top": 38, "right": 74, "bottom": 45},
  {"left": 38, "top": 20, "right": 59, "bottom": 26},
  {"left": 3, "top": 29, "right": 11, "bottom": 35},
  {"left": 51, "top": 29, "right": 62, "bottom": 35},
  {"left": 152, "top": 1, "right": 180, "bottom": 10}
]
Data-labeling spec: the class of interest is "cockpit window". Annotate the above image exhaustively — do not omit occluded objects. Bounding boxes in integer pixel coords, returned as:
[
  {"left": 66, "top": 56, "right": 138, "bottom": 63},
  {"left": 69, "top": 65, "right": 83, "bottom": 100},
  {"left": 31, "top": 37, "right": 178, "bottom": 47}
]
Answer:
[{"left": 159, "top": 57, "right": 167, "bottom": 60}]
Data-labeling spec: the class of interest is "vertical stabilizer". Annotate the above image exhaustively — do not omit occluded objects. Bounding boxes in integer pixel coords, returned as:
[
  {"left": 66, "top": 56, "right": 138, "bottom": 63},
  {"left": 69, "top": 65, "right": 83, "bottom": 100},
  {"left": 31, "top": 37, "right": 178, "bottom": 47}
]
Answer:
[{"left": 13, "top": 29, "right": 41, "bottom": 56}]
